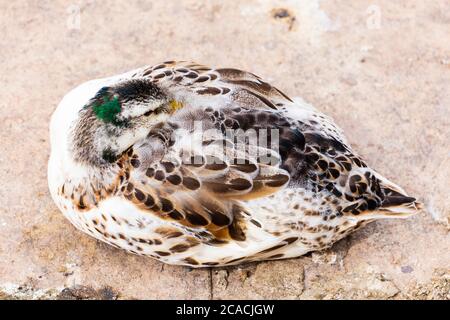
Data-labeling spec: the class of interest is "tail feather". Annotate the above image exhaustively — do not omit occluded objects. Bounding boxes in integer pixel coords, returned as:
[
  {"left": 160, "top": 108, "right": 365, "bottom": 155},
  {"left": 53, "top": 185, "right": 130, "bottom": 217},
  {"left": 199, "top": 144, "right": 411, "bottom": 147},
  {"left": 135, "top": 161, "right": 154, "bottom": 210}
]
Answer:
[
  {"left": 361, "top": 171, "right": 421, "bottom": 218},
  {"left": 382, "top": 190, "right": 417, "bottom": 207},
  {"left": 378, "top": 183, "right": 422, "bottom": 217}
]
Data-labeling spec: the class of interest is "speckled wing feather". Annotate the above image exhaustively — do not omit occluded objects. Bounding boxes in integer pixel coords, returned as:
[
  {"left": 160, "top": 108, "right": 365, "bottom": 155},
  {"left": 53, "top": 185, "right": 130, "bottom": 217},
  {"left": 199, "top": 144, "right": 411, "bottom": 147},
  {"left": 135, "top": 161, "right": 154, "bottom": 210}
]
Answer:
[
  {"left": 120, "top": 121, "right": 290, "bottom": 244},
  {"left": 134, "top": 61, "right": 417, "bottom": 216}
]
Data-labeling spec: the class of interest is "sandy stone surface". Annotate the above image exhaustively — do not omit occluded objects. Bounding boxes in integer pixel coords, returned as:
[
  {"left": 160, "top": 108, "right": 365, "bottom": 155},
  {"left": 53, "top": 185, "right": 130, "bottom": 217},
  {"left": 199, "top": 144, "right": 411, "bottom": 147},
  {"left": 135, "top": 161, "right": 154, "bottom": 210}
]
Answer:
[{"left": 0, "top": 0, "right": 448, "bottom": 299}]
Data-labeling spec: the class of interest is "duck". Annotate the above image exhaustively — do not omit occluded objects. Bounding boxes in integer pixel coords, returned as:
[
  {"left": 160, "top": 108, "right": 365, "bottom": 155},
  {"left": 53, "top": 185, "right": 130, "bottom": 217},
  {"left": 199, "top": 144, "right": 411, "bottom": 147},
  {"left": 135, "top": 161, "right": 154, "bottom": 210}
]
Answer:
[{"left": 48, "top": 61, "right": 420, "bottom": 267}]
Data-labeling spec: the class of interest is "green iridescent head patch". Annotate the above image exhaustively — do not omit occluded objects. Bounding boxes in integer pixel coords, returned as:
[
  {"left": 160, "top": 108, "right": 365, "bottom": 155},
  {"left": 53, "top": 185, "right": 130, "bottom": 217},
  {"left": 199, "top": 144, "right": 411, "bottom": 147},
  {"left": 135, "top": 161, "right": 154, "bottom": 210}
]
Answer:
[{"left": 92, "top": 95, "right": 121, "bottom": 124}]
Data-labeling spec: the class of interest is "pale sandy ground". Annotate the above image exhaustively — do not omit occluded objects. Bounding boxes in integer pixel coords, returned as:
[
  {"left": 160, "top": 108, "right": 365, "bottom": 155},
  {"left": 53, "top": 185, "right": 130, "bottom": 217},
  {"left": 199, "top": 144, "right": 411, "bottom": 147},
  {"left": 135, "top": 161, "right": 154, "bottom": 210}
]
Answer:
[{"left": 0, "top": 0, "right": 449, "bottom": 299}]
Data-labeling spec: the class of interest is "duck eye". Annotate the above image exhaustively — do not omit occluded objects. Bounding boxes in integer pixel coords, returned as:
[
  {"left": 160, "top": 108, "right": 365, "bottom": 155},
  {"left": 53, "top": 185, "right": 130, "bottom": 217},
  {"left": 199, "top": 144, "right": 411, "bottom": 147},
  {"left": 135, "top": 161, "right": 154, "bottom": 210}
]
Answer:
[{"left": 143, "top": 110, "right": 153, "bottom": 117}]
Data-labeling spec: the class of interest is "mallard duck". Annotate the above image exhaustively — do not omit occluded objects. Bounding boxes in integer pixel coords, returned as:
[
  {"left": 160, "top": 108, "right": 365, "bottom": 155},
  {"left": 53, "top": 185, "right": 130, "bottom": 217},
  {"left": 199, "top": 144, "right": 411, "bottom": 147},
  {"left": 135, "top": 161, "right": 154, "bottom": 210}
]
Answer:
[{"left": 48, "top": 61, "right": 420, "bottom": 267}]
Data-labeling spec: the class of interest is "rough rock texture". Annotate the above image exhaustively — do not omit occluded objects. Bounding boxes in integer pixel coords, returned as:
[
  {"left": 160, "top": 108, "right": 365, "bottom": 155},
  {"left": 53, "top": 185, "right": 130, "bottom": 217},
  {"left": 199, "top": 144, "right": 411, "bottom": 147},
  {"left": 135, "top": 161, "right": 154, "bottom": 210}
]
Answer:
[{"left": 0, "top": 0, "right": 448, "bottom": 299}]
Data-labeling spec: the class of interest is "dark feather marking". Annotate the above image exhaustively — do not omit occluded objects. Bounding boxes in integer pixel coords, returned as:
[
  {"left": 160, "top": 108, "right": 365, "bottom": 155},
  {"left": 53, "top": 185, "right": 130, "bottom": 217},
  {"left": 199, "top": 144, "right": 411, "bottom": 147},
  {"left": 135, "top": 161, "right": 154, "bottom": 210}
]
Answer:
[
  {"left": 169, "top": 244, "right": 190, "bottom": 253},
  {"left": 241, "top": 89, "right": 278, "bottom": 110},
  {"left": 227, "top": 79, "right": 272, "bottom": 94},
  {"left": 228, "top": 206, "right": 247, "bottom": 241},
  {"left": 134, "top": 189, "right": 146, "bottom": 201},
  {"left": 154, "top": 251, "right": 170, "bottom": 256},
  {"left": 186, "top": 211, "right": 209, "bottom": 226},
  {"left": 227, "top": 256, "right": 246, "bottom": 264},
  {"left": 211, "top": 213, "right": 231, "bottom": 226},
  {"left": 161, "top": 161, "right": 175, "bottom": 173},
  {"left": 154, "top": 170, "right": 165, "bottom": 181},
  {"left": 273, "top": 87, "right": 293, "bottom": 102},
  {"left": 229, "top": 178, "right": 253, "bottom": 191},
  {"left": 144, "top": 196, "right": 155, "bottom": 207},
  {"left": 259, "top": 243, "right": 286, "bottom": 254},
  {"left": 160, "top": 198, "right": 174, "bottom": 212},
  {"left": 168, "top": 210, "right": 184, "bottom": 220},
  {"left": 145, "top": 168, "right": 155, "bottom": 177},
  {"left": 263, "top": 174, "right": 290, "bottom": 188},
  {"left": 130, "top": 158, "right": 140, "bottom": 168},
  {"left": 197, "top": 87, "right": 221, "bottom": 95},
  {"left": 250, "top": 219, "right": 262, "bottom": 228},
  {"left": 195, "top": 76, "right": 209, "bottom": 83},
  {"left": 284, "top": 237, "right": 298, "bottom": 244},
  {"left": 182, "top": 177, "right": 201, "bottom": 190},
  {"left": 167, "top": 231, "right": 183, "bottom": 238},
  {"left": 167, "top": 174, "right": 182, "bottom": 185},
  {"left": 183, "top": 257, "right": 199, "bottom": 265}
]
